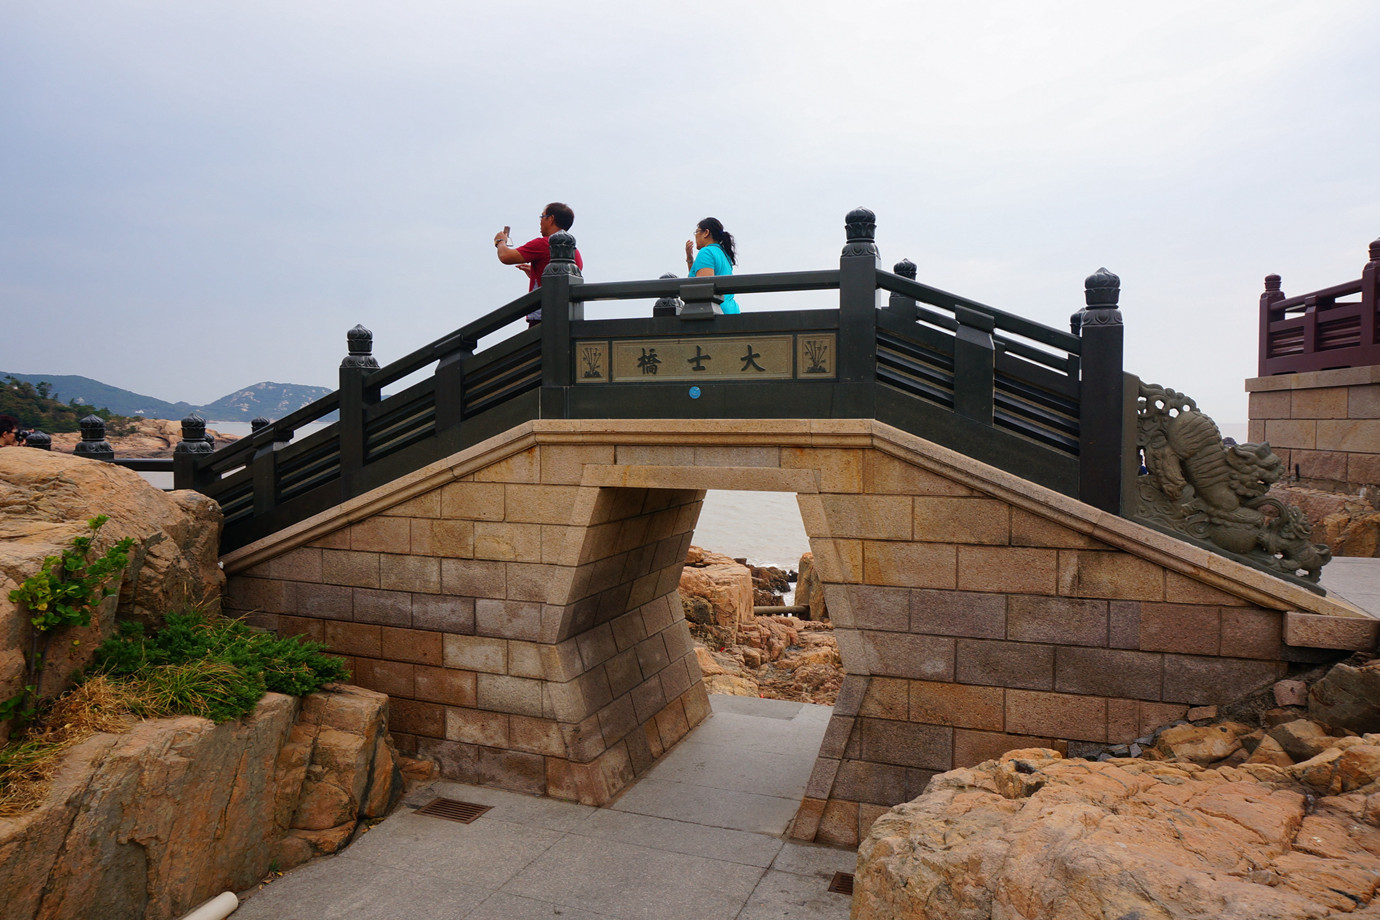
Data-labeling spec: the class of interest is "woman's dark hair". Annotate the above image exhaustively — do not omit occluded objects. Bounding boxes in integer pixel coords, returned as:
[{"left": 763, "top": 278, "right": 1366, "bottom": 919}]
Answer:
[
  {"left": 697, "top": 217, "right": 736, "bottom": 266},
  {"left": 0, "top": 415, "right": 18, "bottom": 435}
]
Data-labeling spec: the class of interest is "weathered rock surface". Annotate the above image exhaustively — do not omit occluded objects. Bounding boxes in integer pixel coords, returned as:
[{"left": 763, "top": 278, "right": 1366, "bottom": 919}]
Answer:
[
  {"left": 680, "top": 548, "right": 843, "bottom": 704},
  {"left": 796, "top": 551, "right": 828, "bottom": 620},
  {"left": 1309, "top": 658, "right": 1380, "bottom": 734},
  {"left": 855, "top": 747, "right": 1380, "bottom": 920},
  {"left": 0, "top": 449, "right": 224, "bottom": 737},
  {"left": 0, "top": 684, "right": 400, "bottom": 920},
  {"left": 679, "top": 547, "right": 753, "bottom": 629},
  {"left": 1273, "top": 484, "right": 1380, "bottom": 557}
]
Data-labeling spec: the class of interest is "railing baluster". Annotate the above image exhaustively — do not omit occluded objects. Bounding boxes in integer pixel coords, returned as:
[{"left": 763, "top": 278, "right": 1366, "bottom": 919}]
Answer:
[
  {"left": 339, "top": 324, "right": 381, "bottom": 495},
  {"left": 1363, "top": 239, "right": 1380, "bottom": 363},
  {"left": 887, "top": 259, "right": 918, "bottom": 320},
  {"left": 838, "top": 207, "right": 879, "bottom": 416},
  {"left": 539, "top": 231, "right": 582, "bottom": 418},
  {"left": 1075, "top": 268, "right": 1126, "bottom": 514},
  {"left": 953, "top": 305, "right": 995, "bottom": 424}
]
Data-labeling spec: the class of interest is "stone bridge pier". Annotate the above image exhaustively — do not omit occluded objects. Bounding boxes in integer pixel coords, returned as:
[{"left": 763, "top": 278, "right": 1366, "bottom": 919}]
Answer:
[{"left": 223, "top": 419, "right": 1377, "bottom": 846}]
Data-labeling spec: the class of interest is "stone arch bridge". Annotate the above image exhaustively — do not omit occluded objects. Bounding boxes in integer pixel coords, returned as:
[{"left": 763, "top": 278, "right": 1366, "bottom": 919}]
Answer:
[{"left": 200, "top": 210, "right": 1376, "bottom": 847}]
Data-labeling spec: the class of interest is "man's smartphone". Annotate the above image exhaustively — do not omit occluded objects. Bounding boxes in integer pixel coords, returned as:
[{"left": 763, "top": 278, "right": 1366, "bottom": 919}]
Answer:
[{"left": 503, "top": 226, "right": 510, "bottom": 239}]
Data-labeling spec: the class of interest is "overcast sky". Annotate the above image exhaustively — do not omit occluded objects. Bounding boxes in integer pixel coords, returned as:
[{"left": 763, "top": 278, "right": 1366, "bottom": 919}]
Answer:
[{"left": 3, "top": 1, "right": 1377, "bottom": 426}]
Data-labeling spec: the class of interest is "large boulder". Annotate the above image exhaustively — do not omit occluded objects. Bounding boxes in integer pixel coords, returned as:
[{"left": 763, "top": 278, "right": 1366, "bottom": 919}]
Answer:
[
  {"left": 796, "top": 551, "right": 828, "bottom": 620},
  {"left": 855, "top": 748, "right": 1380, "bottom": 920},
  {"left": 0, "top": 684, "right": 400, "bottom": 920},
  {"left": 679, "top": 546, "right": 753, "bottom": 629},
  {"left": 1308, "top": 658, "right": 1380, "bottom": 734},
  {"left": 0, "top": 449, "right": 222, "bottom": 734}
]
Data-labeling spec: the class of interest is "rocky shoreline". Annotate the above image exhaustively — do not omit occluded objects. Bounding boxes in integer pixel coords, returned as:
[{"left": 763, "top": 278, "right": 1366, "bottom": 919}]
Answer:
[{"left": 677, "top": 546, "right": 843, "bottom": 705}]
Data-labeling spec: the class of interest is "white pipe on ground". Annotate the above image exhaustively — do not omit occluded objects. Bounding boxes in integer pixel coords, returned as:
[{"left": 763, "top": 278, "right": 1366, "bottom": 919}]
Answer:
[{"left": 177, "top": 891, "right": 238, "bottom": 920}]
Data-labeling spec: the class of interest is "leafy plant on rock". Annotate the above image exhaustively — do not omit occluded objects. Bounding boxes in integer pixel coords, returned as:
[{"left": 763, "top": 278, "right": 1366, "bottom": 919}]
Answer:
[{"left": 4, "top": 515, "right": 134, "bottom": 724}]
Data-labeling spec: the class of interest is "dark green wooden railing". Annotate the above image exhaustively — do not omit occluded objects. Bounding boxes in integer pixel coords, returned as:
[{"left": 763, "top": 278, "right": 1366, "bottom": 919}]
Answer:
[{"left": 176, "top": 208, "right": 1131, "bottom": 552}]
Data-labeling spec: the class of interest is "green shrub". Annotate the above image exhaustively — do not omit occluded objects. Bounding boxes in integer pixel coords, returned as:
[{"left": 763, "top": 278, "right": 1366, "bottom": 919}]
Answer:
[{"left": 89, "top": 611, "right": 347, "bottom": 723}]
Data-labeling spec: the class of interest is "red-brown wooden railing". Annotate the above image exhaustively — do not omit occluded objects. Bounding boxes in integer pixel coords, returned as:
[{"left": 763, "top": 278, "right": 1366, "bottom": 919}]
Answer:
[{"left": 1259, "top": 238, "right": 1380, "bottom": 375}]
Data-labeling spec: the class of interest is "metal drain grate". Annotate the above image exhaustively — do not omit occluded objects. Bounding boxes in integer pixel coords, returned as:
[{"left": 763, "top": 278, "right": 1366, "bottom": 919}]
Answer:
[
  {"left": 415, "top": 797, "right": 492, "bottom": 824},
  {"left": 828, "top": 872, "right": 855, "bottom": 895}
]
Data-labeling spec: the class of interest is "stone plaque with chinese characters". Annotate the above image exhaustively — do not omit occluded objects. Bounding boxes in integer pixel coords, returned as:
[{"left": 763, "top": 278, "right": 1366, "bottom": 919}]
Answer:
[{"left": 576, "top": 334, "right": 835, "bottom": 383}]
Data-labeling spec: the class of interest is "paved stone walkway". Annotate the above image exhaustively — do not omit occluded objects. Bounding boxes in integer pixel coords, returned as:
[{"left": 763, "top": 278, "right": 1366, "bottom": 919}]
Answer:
[
  {"left": 232, "top": 696, "right": 854, "bottom": 920},
  {"left": 1319, "top": 556, "right": 1380, "bottom": 618}
]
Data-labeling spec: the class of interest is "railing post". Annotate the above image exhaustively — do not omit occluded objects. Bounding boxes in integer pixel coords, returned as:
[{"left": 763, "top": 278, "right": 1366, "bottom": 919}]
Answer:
[
  {"left": 23, "top": 430, "right": 50, "bottom": 450},
  {"left": 1258, "top": 274, "right": 1285, "bottom": 375},
  {"left": 249, "top": 416, "right": 281, "bottom": 515},
  {"left": 173, "top": 413, "right": 214, "bottom": 489},
  {"left": 1362, "top": 238, "right": 1380, "bottom": 364},
  {"left": 339, "top": 324, "right": 381, "bottom": 492},
  {"left": 539, "top": 231, "right": 582, "bottom": 419},
  {"left": 652, "top": 272, "right": 683, "bottom": 317},
  {"left": 886, "top": 259, "right": 917, "bottom": 320},
  {"left": 434, "top": 331, "right": 477, "bottom": 453},
  {"left": 73, "top": 414, "right": 114, "bottom": 461},
  {"left": 953, "top": 305, "right": 996, "bottom": 424},
  {"left": 1075, "top": 268, "right": 1126, "bottom": 514},
  {"left": 837, "top": 207, "right": 879, "bottom": 416}
]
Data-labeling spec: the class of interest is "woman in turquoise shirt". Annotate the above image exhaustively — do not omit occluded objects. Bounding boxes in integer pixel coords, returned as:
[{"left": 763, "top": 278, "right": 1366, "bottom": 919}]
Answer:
[{"left": 684, "top": 217, "right": 740, "bottom": 314}]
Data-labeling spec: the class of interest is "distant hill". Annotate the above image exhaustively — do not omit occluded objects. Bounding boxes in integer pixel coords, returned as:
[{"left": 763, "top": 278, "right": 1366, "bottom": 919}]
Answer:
[
  {"left": 1, "top": 373, "right": 333, "bottom": 423},
  {"left": 1, "top": 373, "right": 193, "bottom": 418},
  {"left": 195, "top": 382, "right": 335, "bottom": 422}
]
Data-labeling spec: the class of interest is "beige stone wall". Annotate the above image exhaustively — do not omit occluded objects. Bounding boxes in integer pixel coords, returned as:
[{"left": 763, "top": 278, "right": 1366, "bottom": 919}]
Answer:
[
  {"left": 226, "top": 440, "right": 711, "bottom": 805},
  {"left": 1247, "top": 366, "right": 1380, "bottom": 494},
  {"left": 221, "top": 420, "right": 1376, "bottom": 844}
]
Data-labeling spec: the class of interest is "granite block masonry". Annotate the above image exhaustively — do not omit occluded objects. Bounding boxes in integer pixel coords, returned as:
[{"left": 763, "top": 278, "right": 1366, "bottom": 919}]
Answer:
[{"left": 222, "top": 419, "right": 1378, "bottom": 845}]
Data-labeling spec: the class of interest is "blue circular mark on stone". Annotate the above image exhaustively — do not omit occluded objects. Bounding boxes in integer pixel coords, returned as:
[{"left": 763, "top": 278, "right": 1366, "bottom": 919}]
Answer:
[{"left": 688, "top": 386, "right": 701, "bottom": 399}]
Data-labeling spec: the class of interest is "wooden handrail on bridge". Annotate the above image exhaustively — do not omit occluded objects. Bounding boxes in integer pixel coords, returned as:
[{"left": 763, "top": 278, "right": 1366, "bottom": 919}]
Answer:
[
  {"left": 1259, "top": 238, "right": 1380, "bottom": 376},
  {"left": 172, "top": 208, "right": 1131, "bottom": 553}
]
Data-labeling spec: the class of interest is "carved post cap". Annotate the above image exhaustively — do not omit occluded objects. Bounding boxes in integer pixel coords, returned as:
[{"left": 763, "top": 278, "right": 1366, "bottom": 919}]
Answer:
[
  {"left": 74, "top": 415, "right": 113, "bottom": 458},
  {"left": 250, "top": 417, "right": 270, "bottom": 432},
  {"left": 845, "top": 207, "right": 876, "bottom": 241},
  {"left": 1264, "top": 273, "right": 1282, "bottom": 292},
  {"left": 548, "top": 231, "right": 577, "bottom": 262},
  {"left": 1084, "top": 267, "right": 1121, "bottom": 307},
  {"left": 842, "top": 207, "right": 879, "bottom": 258},
  {"left": 176, "top": 413, "right": 214, "bottom": 454},
  {"left": 23, "top": 430, "right": 51, "bottom": 450},
  {"left": 894, "top": 259, "right": 917, "bottom": 280},
  {"left": 652, "top": 272, "right": 683, "bottom": 317},
  {"left": 1369, "top": 238, "right": 1380, "bottom": 263},
  {"left": 342, "top": 324, "right": 380, "bottom": 370}
]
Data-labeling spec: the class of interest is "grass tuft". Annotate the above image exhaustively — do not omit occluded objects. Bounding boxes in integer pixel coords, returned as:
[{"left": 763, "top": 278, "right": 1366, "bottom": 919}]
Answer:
[{"left": 0, "top": 612, "right": 347, "bottom": 817}]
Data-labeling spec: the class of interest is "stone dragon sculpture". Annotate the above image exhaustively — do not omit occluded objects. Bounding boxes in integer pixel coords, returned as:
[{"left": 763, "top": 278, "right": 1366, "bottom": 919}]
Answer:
[{"left": 1136, "top": 381, "right": 1330, "bottom": 585}]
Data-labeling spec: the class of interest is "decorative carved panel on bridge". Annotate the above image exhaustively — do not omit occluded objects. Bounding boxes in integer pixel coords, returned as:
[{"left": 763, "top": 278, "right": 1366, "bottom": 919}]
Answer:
[{"left": 575, "top": 333, "right": 836, "bottom": 383}]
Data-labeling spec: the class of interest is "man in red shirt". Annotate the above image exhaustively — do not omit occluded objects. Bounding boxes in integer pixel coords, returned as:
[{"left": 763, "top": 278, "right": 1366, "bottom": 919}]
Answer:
[{"left": 494, "top": 203, "right": 584, "bottom": 324}]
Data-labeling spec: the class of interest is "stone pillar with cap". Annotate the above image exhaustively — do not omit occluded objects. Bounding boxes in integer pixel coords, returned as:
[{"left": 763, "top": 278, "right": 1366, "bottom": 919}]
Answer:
[
  {"left": 73, "top": 415, "right": 114, "bottom": 461},
  {"left": 1075, "top": 267, "right": 1128, "bottom": 514},
  {"left": 652, "top": 273, "right": 684, "bottom": 317},
  {"left": 339, "top": 324, "right": 381, "bottom": 489},
  {"left": 886, "top": 258, "right": 918, "bottom": 320},
  {"left": 837, "top": 207, "right": 880, "bottom": 416},
  {"left": 172, "top": 414, "right": 213, "bottom": 489},
  {"left": 23, "top": 430, "right": 51, "bottom": 450},
  {"left": 539, "top": 231, "right": 583, "bottom": 417},
  {"left": 1258, "top": 273, "right": 1286, "bottom": 375}
]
